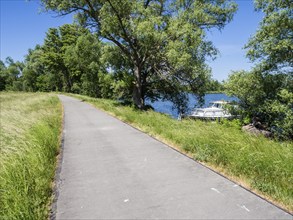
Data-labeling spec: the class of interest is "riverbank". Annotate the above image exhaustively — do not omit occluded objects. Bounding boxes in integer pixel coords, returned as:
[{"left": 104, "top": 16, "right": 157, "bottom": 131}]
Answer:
[
  {"left": 0, "top": 92, "right": 62, "bottom": 219},
  {"left": 70, "top": 93, "right": 292, "bottom": 213}
]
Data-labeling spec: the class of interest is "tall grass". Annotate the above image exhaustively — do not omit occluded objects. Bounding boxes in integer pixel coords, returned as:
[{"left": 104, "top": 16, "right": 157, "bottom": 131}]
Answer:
[
  {"left": 70, "top": 94, "right": 293, "bottom": 212},
  {"left": 0, "top": 92, "right": 62, "bottom": 219}
]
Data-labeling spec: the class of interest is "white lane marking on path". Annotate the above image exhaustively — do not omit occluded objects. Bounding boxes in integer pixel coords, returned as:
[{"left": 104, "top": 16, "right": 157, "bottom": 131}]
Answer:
[
  {"left": 237, "top": 204, "right": 250, "bottom": 212},
  {"left": 211, "top": 188, "right": 221, "bottom": 194},
  {"left": 124, "top": 199, "right": 129, "bottom": 203}
]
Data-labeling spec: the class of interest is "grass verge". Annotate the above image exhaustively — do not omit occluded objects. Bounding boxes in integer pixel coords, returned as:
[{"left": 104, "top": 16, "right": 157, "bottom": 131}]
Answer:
[
  {"left": 0, "top": 92, "right": 62, "bottom": 219},
  {"left": 70, "top": 93, "right": 293, "bottom": 213}
]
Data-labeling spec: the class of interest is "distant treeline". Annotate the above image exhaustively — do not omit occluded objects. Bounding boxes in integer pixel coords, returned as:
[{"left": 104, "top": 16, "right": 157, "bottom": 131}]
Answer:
[
  {"left": 0, "top": 25, "right": 122, "bottom": 99},
  {"left": 0, "top": 23, "right": 224, "bottom": 103}
]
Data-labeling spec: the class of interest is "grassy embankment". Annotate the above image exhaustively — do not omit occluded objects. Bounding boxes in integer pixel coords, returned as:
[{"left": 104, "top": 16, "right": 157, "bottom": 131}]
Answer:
[
  {"left": 0, "top": 92, "right": 62, "bottom": 219},
  {"left": 70, "top": 94, "right": 293, "bottom": 213}
]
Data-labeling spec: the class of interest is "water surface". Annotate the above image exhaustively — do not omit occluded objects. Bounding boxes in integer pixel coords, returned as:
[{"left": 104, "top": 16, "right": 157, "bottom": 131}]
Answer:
[{"left": 146, "top": 93, "right": 238, "bottom": 118}]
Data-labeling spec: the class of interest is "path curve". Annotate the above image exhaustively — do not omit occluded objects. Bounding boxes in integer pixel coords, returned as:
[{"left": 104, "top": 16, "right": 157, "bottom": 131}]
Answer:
[{"left": 54, "top": 95, "right": 291, "bottom": 219}]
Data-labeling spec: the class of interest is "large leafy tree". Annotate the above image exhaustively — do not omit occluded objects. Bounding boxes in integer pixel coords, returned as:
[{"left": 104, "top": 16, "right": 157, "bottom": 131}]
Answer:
[
  {"left": 0, "top": 60, "right": 8, "bottom": 91},
  {"left": 21, "top": 24, "right": 103, "bottom": 94},
  {"left": 41, "top": 24, "right": 88, "bottom": 92},
  {"left": 225, "top": 70, "right": 293, "bottom": 139},
  {"left": 41, "top": 0, "right": 237, "bottom": 109},
  {"left": 64, "top": 33, "right": 102, "bottom": 97},
  {"left": 22, "top": 45, "right": 46, "bottom": 92},
  {"left": 245, "top": 0, "right": 293, "bottom": 74},
  {"left": 226, "top": 0, "right": 293, "bottom": 139},
  {"left": 0, "top": 57, "right": 24, "bottom": 91}
]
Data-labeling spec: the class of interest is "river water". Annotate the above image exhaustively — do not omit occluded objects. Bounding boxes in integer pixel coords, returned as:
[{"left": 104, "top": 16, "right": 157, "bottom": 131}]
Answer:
[{"left": 146, "top": 93, "right": 238, "bottom": 118}]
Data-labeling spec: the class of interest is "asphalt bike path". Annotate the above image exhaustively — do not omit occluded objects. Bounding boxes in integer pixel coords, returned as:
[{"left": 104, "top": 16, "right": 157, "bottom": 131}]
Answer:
[{"left": 54, "top": 95, "right": 291, "bottom": 219}]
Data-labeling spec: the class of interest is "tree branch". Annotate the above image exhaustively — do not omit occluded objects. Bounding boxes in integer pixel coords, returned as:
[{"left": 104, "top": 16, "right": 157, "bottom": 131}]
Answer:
[
  {"left": 104, "top": 35, "right": 131, "bottom": 58},
  {"left": 144, "top": 0, "right": 152, "bottom": 8},
  {"left": 83, "top": 0, "right": 101, "bottom": 26},
  {"left": 106, "top": 0, "right": 139, "bottom": 61}
]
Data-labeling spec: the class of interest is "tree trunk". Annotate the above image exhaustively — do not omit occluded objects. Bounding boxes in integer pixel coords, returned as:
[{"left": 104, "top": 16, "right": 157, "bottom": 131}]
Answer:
[{"left": 133, "top": 65, "right": 144, "bottom": 109}]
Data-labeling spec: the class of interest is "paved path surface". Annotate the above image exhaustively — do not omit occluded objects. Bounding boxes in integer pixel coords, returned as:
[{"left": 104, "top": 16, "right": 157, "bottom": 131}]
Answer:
[{"left": 55, "top": 95, "right": 291, "bottom": 219}]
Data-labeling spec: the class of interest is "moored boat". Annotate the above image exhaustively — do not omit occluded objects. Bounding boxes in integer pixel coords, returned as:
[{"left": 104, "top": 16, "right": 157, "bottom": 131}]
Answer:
[{"left": 184, "top": 100, "right": 236, "bottom": 120}]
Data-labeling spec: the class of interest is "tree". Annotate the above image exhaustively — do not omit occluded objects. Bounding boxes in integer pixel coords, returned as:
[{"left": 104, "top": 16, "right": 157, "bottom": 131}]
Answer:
[
  {"left": 64, "top": 33, "right": 102, "bottom": 97},
  {"left": 206, "top": 79, "right": 224, "bottom": 92},
  {"left": 245, "top": 0, "right": 293, "bottom": 74},
  {"left": 0, "top": 60, "right": 7, "bottom": 91},
  {"left": 225, "top": 70, "right": 293, "bottom": 139},
  {"left": 22, "top": 45, "right": 45, "bottom": 92},
  {"left": 225, "top": 70, "right": 266, "bottom": 118},
  {"left": 41, "top": 24, "right": 88, "bottom": 92},
  {"left": 262, "top": 89, "right": 293, "bottom": 139},
  {"left": 228, "top": 0, "right": 293, "bottom": 139},
  {"left": 0, "top": 57, "right": 24, "bottom": 91},
  {"left": 41, "top": 0, "right": 237, "bottom": 110},
  {"left": 41, "top": 28, "right": 65, "bottom": 91},
  {"left": 20, "top": 24, "right": 103, "bottom": 94}
]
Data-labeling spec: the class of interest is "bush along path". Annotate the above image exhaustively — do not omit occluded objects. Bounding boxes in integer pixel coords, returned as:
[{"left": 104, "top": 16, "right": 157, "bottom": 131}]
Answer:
[{"left": 53, "top": 94, "right": 291, "bottom": 219}]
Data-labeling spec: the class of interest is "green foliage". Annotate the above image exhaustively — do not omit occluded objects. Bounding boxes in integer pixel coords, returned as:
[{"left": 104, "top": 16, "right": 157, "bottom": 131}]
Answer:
[
  {"left": 206, "top": 79, "right": 224, "bottom": 92},
  {"left": 0, "top": 92, "right": 62, "bottom": 219},
  {"left": 0, "top": 58, "right": 24, "bottom": 91},
  {"left": 41, "top": 0, "right": 237, "bottom": 109},
  {"left": 41, "top": 24, "right": 89, "bottom": 92},
  {"left": 219, "top": 118, "right": 243, "bottom": 129},
  {"left": 245, "top": 0, "right": 293, "bottom": 73},
  {"left": 225, "top": 70, "right": 293, "bottom": 139},
  {"left": 262, "top": 89, "right": 293, "bottom": 139},
  {"left": 22, "top": 45, "right": 46, "bottom": 92},
  {"left": 11, "top": 24, "right": 104, "bottom": 97},
  {"left": 63, "top": 33, "right": 101, "bottom": 97},
  {"left": 225, "top": 70, "right": 265, "bottom": 116},
  {"left": 0, "top": 61, "right": 7, "bottom": 91},
  {"left": 225, "top": 1, "right": 293, "bottom": 139},
  {"left": 70, "top": 94, "right": 293, "bottom": 211}
]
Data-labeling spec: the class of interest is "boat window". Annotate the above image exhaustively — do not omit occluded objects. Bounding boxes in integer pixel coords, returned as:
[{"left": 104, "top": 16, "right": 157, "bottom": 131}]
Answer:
[{"left": 212, "top": 103, "right": 222, "bottom": 108}]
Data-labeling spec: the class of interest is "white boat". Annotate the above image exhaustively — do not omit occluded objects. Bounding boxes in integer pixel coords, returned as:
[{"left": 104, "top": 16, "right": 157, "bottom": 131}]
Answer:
[{"left": 186, "top": 100, "right": 235, "bottom": 120}]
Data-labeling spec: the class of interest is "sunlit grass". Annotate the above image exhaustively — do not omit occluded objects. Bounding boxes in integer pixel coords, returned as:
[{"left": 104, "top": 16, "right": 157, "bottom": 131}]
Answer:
[
  {"left": 70, "top": 93, "right": 293, "bottom": 212},
  {"left": 0, "top": 92, "right": 62, "bottom": 219}
]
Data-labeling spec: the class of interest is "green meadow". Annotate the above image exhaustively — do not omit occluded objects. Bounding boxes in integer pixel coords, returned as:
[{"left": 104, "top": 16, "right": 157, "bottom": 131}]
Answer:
[
  {"left": 0, "top": 92, "right": 62, "bottom": 219},
  {"left": 71, "top": 94, "right": 293, "bottom": 212},
  {"left": 0, "top": 92, "right": 292, "bottom": 218}
]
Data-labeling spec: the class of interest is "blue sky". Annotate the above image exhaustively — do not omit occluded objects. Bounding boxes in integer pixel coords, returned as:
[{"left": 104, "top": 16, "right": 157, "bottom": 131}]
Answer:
[{"left": 0, "top": 0, "right": 263, "bottom": 81}]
